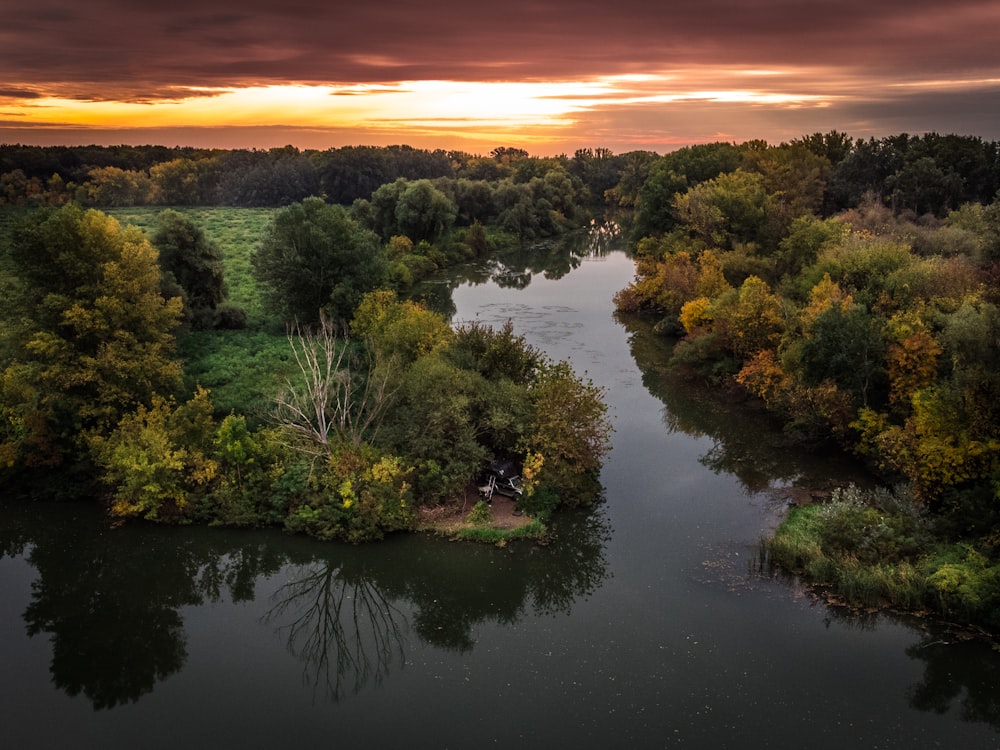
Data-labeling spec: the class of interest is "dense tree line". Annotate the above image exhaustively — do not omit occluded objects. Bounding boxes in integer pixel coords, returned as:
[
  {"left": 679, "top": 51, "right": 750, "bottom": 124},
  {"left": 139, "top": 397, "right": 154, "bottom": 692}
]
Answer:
[
  {"left": 4, "top": 134, "right": 998, "bottom": 220},
  {"left": 0, "top": 143, "right": 622, "bottom": 210},
  {"left": 613, "top": 133, "right": 1000, "bottom": 631}
]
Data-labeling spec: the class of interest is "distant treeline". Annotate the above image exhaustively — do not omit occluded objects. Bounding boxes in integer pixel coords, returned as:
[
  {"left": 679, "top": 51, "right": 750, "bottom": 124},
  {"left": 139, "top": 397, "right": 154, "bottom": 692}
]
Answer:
[
  {"left": 3, "top": 133, "right": 998, "bottom": 218},
  {"left": 0, "top": 143, "right": 621, "bottom": 209}
]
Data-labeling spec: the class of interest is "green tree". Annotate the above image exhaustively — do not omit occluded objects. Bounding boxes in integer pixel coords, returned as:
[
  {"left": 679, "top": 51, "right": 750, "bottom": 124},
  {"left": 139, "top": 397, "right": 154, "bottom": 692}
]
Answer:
[
  {"left": 741, "top": 142, "right": 829, "bottom": 228},
  {"left": 149, "top": 157, "right": 220, "bottom": 206},
  {"left": 152, "top": 210, "right": 228, "bottom": 330},
  {"left": 605, "top": 150, "right": 658, "bottom": 208},
  {"left": 569, "top": 147, "right": 622, "bottom": 203},
  {"left": 887, "top": 156, "right": 963, "bottom": 217},
  {"left": 394, "top": 179, "right": 457, "bottom": 243},
  {"left": 366, "top": 178, "right": 409, "bottom": 239},
  {"left": 90, "top": 388, "right": 218, "bottom": 521},
  {"left": 447, "top": 319, "right": 541, "bottom": 385},
  {"left": 713, "top": 275, "right": 786, "bottom": 362},
  {"left": 791, "top": 130, "right": 854, "bottom": 165},
  {"left": 798, "top": 302, "right": 887, "bottom": 407},
  {"left": 776, "top": 215, "right": 849, "bottom": 280},
  {"left": 350, "top": 290, "right": 453, "bottom": 364},
  {"left": 797, "top": 234, "right": 915, "bottom": 309},
  {"left": 252, "top": 197, "right": 387, "bottom": 324},
  {"left": 379, "top": 353, "right": 488, "bottom": 503},
  {"left": 633, "top": 161, "right": 688, "bottom": 237},
  {"left": 675, "top": 170, "right": 772, "bottom": 252},
  {"left": 452, "top": 180, "right": 499, "bottom": 226},
  {"left": 522, "top": 361, "right": 612, "bottom": 506},
  {"left": 1, "top": 205, "right": 183, "bottom": 473},
  {"left": 84, "top": 166, "right": 152, "bottom": 207}
]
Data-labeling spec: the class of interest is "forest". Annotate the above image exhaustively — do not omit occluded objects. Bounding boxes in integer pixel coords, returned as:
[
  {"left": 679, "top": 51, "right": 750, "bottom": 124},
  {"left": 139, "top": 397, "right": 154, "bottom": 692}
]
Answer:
[
  {"left": 2, "top": 133, "right": 1000, "bottom": 626},
  {"left": 610, "top": 133, "right": 1000, "bottom": 630},
  {"left": 0, "top": 144, "right": 613, "bottom": 543}
]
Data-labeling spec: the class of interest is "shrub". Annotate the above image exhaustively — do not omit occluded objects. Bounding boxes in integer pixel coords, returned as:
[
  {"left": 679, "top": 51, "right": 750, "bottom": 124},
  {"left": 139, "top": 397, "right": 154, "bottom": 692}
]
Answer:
[
  {"left": 213, "top": 303, "right": 247, "bottom": 330},
  {"left": 768, "top": 484, "right": 937, "bottom": 613},
  {"left": 283, "top": 444, "right": 415, "bottom": 543},
  {"left": 924, "top": 544, "right": 1000, "bottom": 627},
  {"left": 466, "top": 500, "right": 493, "bottom": 526}
]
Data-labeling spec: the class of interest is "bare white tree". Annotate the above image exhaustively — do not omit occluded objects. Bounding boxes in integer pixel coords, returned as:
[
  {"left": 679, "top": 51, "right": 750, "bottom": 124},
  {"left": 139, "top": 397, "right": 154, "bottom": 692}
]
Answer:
[{"left": 275, "top": 313, "right": 398, "bottom": 454}]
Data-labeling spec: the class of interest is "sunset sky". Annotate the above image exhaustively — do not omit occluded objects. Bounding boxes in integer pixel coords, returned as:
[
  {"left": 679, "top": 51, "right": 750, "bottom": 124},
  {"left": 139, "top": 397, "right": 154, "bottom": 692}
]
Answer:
[{"left": 2, "top": 0, "right": 999, "bottom": 155}]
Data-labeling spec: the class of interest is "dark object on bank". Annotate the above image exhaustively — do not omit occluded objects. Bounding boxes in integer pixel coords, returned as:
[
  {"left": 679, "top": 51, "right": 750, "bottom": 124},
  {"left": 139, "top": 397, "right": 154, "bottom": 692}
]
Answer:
[{"left": 478, "top": 459, "right": 524, "bottom": 503}]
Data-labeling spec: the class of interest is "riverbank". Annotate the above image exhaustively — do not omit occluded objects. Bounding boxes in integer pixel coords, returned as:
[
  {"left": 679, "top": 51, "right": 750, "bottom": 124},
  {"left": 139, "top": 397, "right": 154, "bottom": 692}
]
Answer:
[
  {"left": 765, "top": 483, "right": 1000, "bottom": 642},
  {"left": 415, "top": 485, "right": 546, "bottom": 544}
]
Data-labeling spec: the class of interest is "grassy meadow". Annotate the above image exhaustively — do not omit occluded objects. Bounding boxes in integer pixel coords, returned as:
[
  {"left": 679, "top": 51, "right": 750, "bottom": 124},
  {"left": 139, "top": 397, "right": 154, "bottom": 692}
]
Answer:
[{"left": 108, "top": 206, "right": 292, "bottom": 421}]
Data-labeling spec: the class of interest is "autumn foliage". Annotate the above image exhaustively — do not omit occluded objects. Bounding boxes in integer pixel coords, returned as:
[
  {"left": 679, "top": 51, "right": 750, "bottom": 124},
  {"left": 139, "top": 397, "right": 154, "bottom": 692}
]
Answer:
[{"left": 616, "top": 138, "right": 1000, "bottom": 517}]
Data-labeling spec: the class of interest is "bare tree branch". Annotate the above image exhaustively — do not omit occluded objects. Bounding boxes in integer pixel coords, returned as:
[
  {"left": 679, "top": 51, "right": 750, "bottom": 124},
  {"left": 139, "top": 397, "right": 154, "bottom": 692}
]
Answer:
[{"left": 275, "top": 312, "right": 399, "bottom": 454}]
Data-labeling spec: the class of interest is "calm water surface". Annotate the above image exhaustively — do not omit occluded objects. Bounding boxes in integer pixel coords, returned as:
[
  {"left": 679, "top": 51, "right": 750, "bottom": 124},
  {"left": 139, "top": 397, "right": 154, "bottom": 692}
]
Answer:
[{"left": 2, "top": 234, "right": 998, "bottom": 749}]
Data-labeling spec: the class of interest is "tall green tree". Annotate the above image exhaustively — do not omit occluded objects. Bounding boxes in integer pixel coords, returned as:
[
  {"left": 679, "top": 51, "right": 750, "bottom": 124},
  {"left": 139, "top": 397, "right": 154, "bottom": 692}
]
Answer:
[
  {"left": 394, "top": 179, "right": 457, "bottom": 243},
  {"left": 1, "top": 205, "right": 183, "bottom": 475},
  {"left": 252, "top": 197, "right": 387, "bottom": 324},
  {"left": 523, "top": 361, "right": 612, "bottom": 506},
  {"left": 152, "top": 210, "right": 228, "bottom": 330},
  {"left": 797, "top": 302, "right": 888, "bottom": 408}
]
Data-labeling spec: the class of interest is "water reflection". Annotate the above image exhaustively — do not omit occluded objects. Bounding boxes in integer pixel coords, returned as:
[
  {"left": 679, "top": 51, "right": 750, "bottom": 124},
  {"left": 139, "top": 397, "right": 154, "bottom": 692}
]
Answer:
[
  {"left": 1, "top": 503, "right": 288, "bottom": 710},
  {"left": 619, "top": 311, "right": 875, "bottom": 495},
  {"left": 0, "top": 499, "right": 609, "bottom": 709},
  {"left": 397, "top": 510, "right": 612, "bottom": 652},
  {"left": 263, "top": 561, "right": 407, "bottom": 702},
  {"left": 818, "top": 603, "right": 1000, "bottom": 731},
  {"left": 906, "top": 638, "right": 1000, "bottom": 729},
  {"left": 618, "top": 310, "right": 1000, "bottom": 734},
  {"left": 412, "top": 217, "right": 622, "bottom": 317}
]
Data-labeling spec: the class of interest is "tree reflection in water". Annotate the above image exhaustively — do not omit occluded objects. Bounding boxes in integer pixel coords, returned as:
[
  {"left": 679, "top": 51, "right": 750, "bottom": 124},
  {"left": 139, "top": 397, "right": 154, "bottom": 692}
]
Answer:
[
  {"left": 817, "top": 605, "right": 1000, "bottom": 730},
  {"left": 411, "top": 217, "right": 621, "bottom": 318},
  {"left": 906, "top": 637, "right": 1000, "bottom": 730},
  {"left": 263, "top": 561, "right": 407, "bottom": 702},
  {"left": 0, "top": 502, "right": 288, "bottom": 710},
  {"left": 260, "top": 508, "right": 612, "bottom": 696},
  {"left": 1, "top": 446, "right": 610, "bottom": 709},
  {"left": 619, "top": 312, "right": 875, "bottom": 495}
]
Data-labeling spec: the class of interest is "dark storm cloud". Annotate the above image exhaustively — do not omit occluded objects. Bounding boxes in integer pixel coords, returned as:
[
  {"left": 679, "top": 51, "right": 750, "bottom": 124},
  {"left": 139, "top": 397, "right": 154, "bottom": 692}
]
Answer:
[
  {"left": 0, "top": 87, "right": 43, "bottom": 100},
  {"left": 832, "top": 85, "right": 1000, "bottom": 139},
  {"left": 2, "top": 0, "right": 998, "bottom": 98}
]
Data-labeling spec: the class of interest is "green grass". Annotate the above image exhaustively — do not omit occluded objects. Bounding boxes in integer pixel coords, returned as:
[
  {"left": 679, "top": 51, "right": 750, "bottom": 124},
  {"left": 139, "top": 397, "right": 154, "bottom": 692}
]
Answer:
[
  {"left": 450, "top": 519, "right": 548, "bottom": 545},
  {"left": 108, "top": 206, "right": 277, "bottom": 325},
  {"left": 178, "top": 328, "right": 294, "bottom": 421},
  {"left": 107, "top": 207, "right": 288, "bottom": 417},
  {"left": 768, "top": 503, "right": 934, "bottom": 609}
]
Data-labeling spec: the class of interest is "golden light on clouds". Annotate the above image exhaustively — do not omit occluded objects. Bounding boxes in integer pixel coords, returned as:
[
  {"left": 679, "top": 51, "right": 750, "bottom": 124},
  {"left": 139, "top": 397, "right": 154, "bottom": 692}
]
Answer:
[
  {"left": 2, "top": 0, "right": 998, "bottom": 151},
  {"left": 6, "top": 71, "right": 836, "bottom": 140},
  {"left": 9, "top": 80, "right": 607, "bottom": 131}
]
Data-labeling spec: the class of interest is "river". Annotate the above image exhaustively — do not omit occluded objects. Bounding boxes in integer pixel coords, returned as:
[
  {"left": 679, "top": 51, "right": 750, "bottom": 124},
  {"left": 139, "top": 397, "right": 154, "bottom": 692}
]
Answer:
[{"left": 2, "top": 229, "right": 998, "bottom": 749}]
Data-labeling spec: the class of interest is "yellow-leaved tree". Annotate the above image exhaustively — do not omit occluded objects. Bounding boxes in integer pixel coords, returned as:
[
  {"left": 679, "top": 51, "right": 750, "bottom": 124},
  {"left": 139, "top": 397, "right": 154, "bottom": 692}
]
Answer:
[{"left": 1, "top": 205, "right": 183, "bottom": 481}]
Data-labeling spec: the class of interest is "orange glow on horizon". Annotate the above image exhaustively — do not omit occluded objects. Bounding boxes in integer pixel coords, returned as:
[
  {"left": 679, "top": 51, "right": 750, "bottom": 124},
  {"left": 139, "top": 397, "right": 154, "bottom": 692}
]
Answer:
[
  {"left": 4, "top": 67, "right": 997, "bottom": 153},
  {"left": 3, "top": 70, "right": 839, "bottom": 135}
]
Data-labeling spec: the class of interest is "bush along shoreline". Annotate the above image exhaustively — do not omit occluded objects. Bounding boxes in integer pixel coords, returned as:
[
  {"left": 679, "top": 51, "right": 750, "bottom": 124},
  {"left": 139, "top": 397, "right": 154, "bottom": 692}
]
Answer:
[{"left": 764, "top": 484, "right": 1000, "bottom": 639}]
